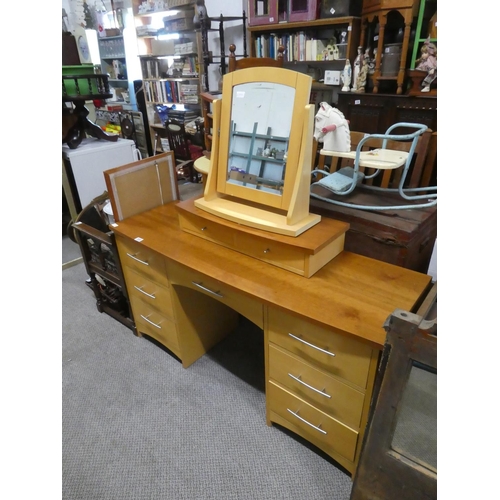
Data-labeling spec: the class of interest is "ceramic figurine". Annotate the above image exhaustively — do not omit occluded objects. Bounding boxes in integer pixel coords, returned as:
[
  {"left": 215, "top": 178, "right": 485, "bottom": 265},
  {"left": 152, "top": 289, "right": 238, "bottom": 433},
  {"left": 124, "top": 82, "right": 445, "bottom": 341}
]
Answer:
[
  {"left": 354, "top": 57, "right": 369, "bottom": 93},
  {"left": 341, "top": 59, "right": 352, "bottom": 91},
  {"left": 351, "top": 46, "right": 363, "bottom": 92}
]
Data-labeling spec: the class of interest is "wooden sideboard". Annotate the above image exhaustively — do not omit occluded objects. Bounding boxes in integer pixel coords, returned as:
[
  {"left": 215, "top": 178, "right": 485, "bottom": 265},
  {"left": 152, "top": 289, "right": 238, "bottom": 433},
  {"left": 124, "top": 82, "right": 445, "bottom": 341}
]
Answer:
[
  {"left": 337, "top": 92, "right": 437, "bottom": 134},
  {"left": 111, "top": 201, "right": 432, "bottom": 475}
]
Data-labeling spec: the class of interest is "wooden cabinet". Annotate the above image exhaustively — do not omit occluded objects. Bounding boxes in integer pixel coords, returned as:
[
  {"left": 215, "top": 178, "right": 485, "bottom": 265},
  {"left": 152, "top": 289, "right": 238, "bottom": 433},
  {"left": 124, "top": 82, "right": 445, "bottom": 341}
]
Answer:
[
  {"left": 360, "top": 0, "right": 419, "bottom": 94},
  {"left": 337, "top": 91, "right": 437, "bottom": 134},
  {"left": 266, "top": 307, "right": 379, "bottom": 473},
  {"left": 111, "top": 201, "right": 432, "bottom": 476}
]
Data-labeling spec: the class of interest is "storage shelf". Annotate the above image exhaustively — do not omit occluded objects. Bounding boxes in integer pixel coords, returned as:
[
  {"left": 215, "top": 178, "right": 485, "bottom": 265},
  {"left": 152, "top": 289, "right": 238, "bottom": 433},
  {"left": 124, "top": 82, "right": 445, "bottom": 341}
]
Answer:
[{"left": 248, "top": 16, "right": 360, "bottom": 33}]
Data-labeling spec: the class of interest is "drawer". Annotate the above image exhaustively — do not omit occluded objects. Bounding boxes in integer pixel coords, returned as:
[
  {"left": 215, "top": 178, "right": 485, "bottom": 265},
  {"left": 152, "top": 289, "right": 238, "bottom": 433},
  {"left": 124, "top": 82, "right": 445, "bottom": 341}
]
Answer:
[
  {"left": 268, "top": 381, "right": 358, "bottom": 463},
  {"left": 117, "top": 236, "right": 169, "bottom": 288},
  {"left": 131, "top": 296, "right": 180, "bottom": 354},
  {"left": 235, "top": 232, "right": 305, "bottom": 275},
  {"left": 124, "top": 267, "right": 174, "bottom": 319},
  {"left": 268, "top": 308, "right": 373, "bottom": 389},
  {"left": 168, "top": 262, "right": 263, "bottom": 329},
  {"left": 268, "top": 344, "right": 365, "bottom": 429},
  {"left": 177, "top": 209, "right": 235, "bottom": 247}
]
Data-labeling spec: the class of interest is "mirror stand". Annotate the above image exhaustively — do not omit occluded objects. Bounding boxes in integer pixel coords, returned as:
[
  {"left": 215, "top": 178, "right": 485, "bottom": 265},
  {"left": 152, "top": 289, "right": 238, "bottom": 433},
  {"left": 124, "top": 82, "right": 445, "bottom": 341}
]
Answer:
[{"left": 195, "top": 99, "right": 320, "bottom": 236}]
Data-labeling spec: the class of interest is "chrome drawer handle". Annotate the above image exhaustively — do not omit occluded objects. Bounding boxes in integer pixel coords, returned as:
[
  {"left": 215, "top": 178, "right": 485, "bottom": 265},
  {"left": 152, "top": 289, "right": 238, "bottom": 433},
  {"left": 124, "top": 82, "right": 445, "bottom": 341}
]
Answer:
[
  {"left": 263, "top": 248, "right": 270, "bottom": 254},
  {"left": 288, "top": 373, "right": 331, "bottom": 398},
  {"left": 288, "top": 333, "right": 336, "bottom": 357},
  {"left": 126, "top": 253, "right": 149, "bottom": 266},
  {"left": 140, "top": 314, "right": 161, "bottom": 329},
  {"left": 192, "top": 281, "right": 224, "bottom": 298},
  {"left": 287, "top": 409, "right": 327, "bottom": 435},
  {"left": 134, "top": 285, "right": 156, "bottom": 299}
]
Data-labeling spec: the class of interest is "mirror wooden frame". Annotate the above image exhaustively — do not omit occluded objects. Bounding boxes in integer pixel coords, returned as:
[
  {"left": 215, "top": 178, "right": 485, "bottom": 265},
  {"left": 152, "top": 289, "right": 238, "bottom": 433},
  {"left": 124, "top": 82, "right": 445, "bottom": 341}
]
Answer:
[{"left": 195, "top": 67, "right": 321, "bottom": 237}]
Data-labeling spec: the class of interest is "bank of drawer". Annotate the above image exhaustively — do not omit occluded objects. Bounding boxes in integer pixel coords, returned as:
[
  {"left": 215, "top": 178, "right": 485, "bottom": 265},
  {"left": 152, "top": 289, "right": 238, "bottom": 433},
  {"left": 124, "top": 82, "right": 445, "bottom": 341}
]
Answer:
[
  {"left": 168, "top": 262, "right": 263, "bottom": 329},
  {"left": 117, "top": 237, "right": 168, "bottom": 287},
  {"left": 178, "top": 210, "right": 235, "bottom": 247},
  {"left": 268, "top": 381, "right": 358, "bottom": 463},
  {"left": 235, "top": 232, "right": 305, "bottom": 275},
  {"left": 268, "top": 344, "right": 365, "bottom": 430},
  {"left": 124, "top": 267, "right": 173, "bottom": 319},
  {"left": 131, "top": 297, "right": 179, "bottom": 353},
  {"left": 268, "top": 308, "right": 372, "bottom": 389}
]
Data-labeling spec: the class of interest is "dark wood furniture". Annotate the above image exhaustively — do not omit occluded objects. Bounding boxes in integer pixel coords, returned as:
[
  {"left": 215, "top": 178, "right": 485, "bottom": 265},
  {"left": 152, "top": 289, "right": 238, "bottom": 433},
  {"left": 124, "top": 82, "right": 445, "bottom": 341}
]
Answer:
[
  {"left": 71, "top": 196, "right": 135, "bottom": 333},
  {"left": 228, "top": 43, "right": 284, "bottom": 72},
  {"left": 62, "top": 73, "right": 118, "bottom": 149},
  {"left": 165, "top": 120, "right": 204, "bottom": 183},
  {"left": 360, "top": 0, "right": 419, "bottom": 95},
  {"left": 336, "top": 92, "right": 437, "bottom": 135},
  {"left": 310, "top": 124, "right": 437, "bottom": 273},
  {"left": 350, "top": 283, "right": 437, "bottom": 499}
]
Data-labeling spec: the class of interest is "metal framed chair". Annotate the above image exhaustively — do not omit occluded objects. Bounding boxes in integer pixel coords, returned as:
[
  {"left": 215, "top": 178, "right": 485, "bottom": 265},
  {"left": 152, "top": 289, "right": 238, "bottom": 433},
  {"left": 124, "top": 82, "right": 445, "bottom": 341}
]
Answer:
[{"left": 311, "top": 122, "right": 437, "bottom": 211}]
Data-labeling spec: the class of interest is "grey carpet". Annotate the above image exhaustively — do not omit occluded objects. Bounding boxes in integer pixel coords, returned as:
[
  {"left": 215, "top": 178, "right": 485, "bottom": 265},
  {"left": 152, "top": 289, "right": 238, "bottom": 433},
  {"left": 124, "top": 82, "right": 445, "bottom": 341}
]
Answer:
[{"left": 62, "top": 262, "right": 353, "bottom": 500}]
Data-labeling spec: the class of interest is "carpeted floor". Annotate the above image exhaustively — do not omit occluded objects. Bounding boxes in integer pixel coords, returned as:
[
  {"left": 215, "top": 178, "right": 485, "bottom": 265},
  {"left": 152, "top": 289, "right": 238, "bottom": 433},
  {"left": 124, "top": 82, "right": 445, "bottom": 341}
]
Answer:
[{"left": 62, "top": 261, "right": 353, "bottom": 500}]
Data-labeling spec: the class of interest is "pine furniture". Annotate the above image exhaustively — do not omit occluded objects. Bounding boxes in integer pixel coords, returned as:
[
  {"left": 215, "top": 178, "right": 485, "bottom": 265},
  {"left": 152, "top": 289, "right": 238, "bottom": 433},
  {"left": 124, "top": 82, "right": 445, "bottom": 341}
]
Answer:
[{"left": 111, "top": 200, "right": 432, "bottom": 475}]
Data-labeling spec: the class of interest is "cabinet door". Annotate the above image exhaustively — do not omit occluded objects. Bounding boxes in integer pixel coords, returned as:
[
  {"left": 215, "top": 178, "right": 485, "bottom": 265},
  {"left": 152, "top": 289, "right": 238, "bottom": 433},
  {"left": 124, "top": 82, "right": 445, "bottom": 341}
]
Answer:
[
  {"left": 248, "top": 0, "right": 279, "bottom": 26},
  {"left": 288, "top": 0, "right": 319, "bottom": 22}
]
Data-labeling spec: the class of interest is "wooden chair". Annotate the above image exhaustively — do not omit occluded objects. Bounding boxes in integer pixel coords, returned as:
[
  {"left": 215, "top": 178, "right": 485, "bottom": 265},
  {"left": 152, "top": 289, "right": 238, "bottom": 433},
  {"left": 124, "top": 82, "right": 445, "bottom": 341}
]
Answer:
[
  {"left": 165, "top": 120, "right": 204, "bottom": 183},
  {"left": 228, "top": 43, "right": 284, "bottom": 72}
]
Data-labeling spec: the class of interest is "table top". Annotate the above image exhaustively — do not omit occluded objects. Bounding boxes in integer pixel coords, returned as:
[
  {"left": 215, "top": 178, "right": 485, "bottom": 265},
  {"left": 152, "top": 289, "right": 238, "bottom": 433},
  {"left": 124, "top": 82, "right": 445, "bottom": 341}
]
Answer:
[{"left": 112, "top": 201, "right": 432, "bottom": 349}]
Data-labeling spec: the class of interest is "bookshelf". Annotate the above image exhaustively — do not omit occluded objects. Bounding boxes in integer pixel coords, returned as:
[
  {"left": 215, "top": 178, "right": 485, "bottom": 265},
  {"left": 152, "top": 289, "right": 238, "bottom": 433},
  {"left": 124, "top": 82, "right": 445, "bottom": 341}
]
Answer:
[
  {"left": 247, "top": 17, "right": 360, "bottom": 106},
  {"left": 132, "top": 0, "right": 202, "bottom": 154},
  {"left": 248, "top": 17, "right": 360, "bottom": 66}
]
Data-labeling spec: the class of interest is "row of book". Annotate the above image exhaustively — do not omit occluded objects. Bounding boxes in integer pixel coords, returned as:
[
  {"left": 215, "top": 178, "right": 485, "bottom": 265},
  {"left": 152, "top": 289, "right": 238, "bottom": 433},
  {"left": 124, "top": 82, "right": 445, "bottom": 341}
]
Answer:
[
  {"left": 254, "top": 33, "right": 347, "bottom": 62},
  {"left": 144, "top": 79, "right": 200, "bottom": 105},
  {"left": 141, "top": 56, "right": 198, "bottom": 80}
]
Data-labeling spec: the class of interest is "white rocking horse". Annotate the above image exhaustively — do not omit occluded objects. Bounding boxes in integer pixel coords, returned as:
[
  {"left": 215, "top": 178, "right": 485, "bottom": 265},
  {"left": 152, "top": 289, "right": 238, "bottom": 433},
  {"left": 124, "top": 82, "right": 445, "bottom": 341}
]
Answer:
[{"left": 311, "top": 102, "right": 437, "bottom": 210}]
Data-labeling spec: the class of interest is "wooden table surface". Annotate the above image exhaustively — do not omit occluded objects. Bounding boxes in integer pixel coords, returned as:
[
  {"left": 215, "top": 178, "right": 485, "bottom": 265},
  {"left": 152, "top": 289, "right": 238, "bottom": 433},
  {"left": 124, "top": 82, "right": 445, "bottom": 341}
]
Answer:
[{"left": 112, "top": 201, "right": 432, "bottom": 349}]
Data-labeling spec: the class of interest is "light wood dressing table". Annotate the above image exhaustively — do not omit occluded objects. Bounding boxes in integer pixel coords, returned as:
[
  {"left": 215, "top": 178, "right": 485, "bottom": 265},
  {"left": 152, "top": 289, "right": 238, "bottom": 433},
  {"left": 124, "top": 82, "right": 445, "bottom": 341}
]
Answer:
[{"left": 111, "top": 200, "right": 432, "bottom": 475}]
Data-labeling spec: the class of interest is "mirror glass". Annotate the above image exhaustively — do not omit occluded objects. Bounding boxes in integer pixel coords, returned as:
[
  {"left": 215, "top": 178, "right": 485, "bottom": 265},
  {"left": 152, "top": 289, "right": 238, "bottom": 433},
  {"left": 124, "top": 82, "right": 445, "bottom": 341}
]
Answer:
[
  {"left": 391, "top": 362, "right": 437, "bottom": 473},
  {"left": 226, "top": 82, "right": 295, "bottom": 196}
]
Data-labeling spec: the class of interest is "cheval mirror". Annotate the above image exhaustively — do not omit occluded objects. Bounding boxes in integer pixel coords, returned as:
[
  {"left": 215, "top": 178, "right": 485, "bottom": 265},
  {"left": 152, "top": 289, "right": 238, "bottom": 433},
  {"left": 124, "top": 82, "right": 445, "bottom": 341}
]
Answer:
[{"left": 194, "top": 67, "right": 321, "bottom": 236}]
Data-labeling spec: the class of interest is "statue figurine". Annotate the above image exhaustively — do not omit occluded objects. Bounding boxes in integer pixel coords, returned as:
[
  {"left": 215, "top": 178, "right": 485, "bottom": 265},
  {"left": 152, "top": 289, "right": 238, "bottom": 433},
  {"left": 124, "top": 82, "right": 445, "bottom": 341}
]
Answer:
[
  {"left": 341, "top": 59, "right": 352, "bottom": 92},
  {"left": 354, "top": 56, "right": 369, "bottom": 93},
  {"left": 415, "top": 37, "right": 437, "bottom": 92},
  {"left": 351, "top": 46, "right": 363, "bottom": 92}
]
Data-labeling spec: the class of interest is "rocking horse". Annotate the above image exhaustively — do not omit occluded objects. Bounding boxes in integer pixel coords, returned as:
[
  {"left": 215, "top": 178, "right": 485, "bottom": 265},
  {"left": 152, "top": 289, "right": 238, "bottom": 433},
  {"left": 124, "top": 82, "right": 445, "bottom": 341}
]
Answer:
[{"left": 311, "top": 102, "right": 437, "bottom": 210}]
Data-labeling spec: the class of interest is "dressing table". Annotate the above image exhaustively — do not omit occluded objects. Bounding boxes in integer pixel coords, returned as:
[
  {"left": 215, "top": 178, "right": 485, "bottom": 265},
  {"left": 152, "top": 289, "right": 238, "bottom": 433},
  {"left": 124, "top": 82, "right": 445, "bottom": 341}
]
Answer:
[
  {"left": 108, "top": 68, "right": 433, "bottom": 476},
  {"left": 112, "top": 201, "right": 431, "bottom": 475}
]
